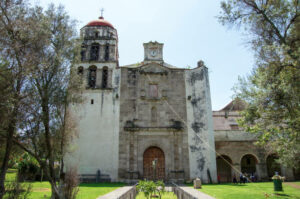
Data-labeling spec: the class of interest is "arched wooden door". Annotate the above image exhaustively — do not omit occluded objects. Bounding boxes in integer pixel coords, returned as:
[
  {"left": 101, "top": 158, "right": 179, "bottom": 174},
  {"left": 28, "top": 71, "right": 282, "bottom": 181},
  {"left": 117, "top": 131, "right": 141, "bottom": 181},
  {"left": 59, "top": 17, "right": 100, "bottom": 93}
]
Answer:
[
  {"left": 143, "top": 147, "right": 165, "bottom": 180},
  {"left": 217, "top": 155, "right": 232, "bottom": 182}
]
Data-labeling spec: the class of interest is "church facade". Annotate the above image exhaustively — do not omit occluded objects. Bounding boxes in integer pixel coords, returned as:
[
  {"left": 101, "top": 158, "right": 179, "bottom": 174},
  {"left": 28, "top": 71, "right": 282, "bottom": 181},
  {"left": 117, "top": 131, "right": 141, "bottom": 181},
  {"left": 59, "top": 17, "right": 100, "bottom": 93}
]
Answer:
[
  {"left": 67, "top": 16, "right": 217, "bottom": 183},
  {"left": 66, "top": 16, "right": 299, "bottom": 183}
]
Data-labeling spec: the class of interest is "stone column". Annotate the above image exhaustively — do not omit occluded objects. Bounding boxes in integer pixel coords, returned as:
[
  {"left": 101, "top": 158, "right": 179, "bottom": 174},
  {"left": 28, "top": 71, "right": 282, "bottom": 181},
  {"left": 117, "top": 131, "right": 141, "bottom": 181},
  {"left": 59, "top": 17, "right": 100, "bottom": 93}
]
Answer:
[
  {"left": 281, "top": 167, "right": 295, "bottom": 181},
  {"left": 256, "top": 163, "right": 268, "bottom": 181},
  {"left": 232, "top": 163, "right": 241, "bottom": 179}
]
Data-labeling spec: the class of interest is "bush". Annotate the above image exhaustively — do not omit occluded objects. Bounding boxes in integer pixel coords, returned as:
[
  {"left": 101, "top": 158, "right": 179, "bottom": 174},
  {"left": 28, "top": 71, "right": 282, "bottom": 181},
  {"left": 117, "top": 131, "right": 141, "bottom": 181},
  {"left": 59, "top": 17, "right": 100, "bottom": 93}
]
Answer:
[
  {"left": 136, "top": 180, "right": 165, "bottom": 199},
  {"left": 17, "top": 153, "right": 40, "bottom": 181},
  {"left": 5, "top": 176, "right": 32, "bottom": 199}
]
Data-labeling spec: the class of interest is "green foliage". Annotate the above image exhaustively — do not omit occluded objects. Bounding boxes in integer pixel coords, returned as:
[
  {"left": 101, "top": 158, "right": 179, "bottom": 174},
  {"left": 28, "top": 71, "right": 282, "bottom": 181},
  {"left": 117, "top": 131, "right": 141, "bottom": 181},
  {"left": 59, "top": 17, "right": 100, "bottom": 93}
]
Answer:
[
  {"left": 4, "top": 174, "right": 32, "bottom": 199},
  {"left": 219, "top": 0, "right": 300, "bottom": 169},
  {"left": 16, "top": 153, "right": 40, "bottom": 182},
  {"left": 136, "top": 192, "right": 177, "bottom": 199},
  {"left": 136, "top": 180, "right": 166, "bottom": 199}
]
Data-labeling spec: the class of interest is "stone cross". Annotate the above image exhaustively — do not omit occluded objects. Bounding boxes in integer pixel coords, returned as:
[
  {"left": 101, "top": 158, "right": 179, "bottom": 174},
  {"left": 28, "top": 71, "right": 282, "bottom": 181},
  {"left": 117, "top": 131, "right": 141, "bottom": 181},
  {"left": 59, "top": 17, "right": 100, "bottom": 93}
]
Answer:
[{"left": 100, "top": 8, "right": 104, "bottom": 17}]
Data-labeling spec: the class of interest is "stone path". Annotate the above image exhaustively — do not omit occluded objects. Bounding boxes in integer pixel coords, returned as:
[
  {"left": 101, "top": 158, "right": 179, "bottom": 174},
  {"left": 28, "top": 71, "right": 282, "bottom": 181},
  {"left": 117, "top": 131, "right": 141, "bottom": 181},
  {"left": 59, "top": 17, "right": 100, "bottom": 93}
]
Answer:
[
  {"left": 97, "top": 186, "right": 134, "bottom": 199},
  {"left": 284, "top": 182, "right": 300, "bottom": 189},
  {"left": 178, "top": 186, "right": 216, "bottom": 199},
  {"left": 97, "top": 185, "right": 215, "bottom": 199}
]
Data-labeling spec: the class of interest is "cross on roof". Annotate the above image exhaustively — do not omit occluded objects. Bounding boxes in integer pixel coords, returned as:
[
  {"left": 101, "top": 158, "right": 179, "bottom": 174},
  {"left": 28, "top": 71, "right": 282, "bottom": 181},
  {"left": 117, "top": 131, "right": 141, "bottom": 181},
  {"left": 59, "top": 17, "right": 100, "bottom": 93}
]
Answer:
[{"left": 100, "top": 8, "right": 104, "bottom": 18}]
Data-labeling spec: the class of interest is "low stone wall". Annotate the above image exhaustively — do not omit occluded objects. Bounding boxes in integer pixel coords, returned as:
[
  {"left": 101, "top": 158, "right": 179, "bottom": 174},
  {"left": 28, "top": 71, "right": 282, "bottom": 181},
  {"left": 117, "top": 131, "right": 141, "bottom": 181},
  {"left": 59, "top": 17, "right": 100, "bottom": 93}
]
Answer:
[
  {"left": 172, "top": 183, "right": 215, "bottom": 199},
  {"left": 97, "top": 185, "right": 137, "bottom": 199}
]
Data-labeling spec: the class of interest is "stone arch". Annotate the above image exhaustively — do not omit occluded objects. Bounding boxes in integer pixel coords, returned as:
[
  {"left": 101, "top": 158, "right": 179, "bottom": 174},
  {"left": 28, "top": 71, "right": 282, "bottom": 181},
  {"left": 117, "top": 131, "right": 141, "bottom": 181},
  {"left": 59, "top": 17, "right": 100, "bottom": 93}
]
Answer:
[
  {"left": 88, "top": 65, "right": 97, "bottom": 88},
  {"left": 266, "top": 154, "right": 281, "bottom": 179},
  {"left": 216, "top": 155, "right": 233, "bottom": 182},
  {"left": 102, "top": 66, "right": 108, "bottom": 88},
  {"left": 240, "top": 154, "right": 258, "bottom": 175},
  {"left": 143, "top": 146, "right": 165, "bottom": 180}
]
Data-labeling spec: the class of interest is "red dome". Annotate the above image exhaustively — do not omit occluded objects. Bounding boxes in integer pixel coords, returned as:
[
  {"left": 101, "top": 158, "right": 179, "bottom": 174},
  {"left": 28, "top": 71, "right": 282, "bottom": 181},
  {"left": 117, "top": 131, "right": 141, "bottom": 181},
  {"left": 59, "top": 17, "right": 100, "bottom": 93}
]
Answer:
[{"left": 86, "top": 17, "right": 114, "bottom": 28}]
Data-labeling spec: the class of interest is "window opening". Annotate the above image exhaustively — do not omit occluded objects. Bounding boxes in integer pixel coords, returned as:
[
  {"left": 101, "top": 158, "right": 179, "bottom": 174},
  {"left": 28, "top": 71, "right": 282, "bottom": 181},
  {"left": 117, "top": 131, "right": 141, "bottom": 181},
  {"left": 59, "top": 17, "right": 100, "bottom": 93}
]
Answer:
[
  {"left": 104, "top": 44, "right": 109, "bottom": 61},
  {"left": 88, "top": 66, "right": 97, "bottom": 88},
  {"left": 102, "top": 67, "right": 108, "bottom": 88},
  {"left": 80, "top": 50, "right": 85, "bottom": 61},
  {"left": 78, "top": 66, "right": 83, "bottom": 75},
  {"left": 90, "top": 44, "right": 99, "bottom": 61},
  {"left": 91, "top": 99, "right": 94, "bottom": 104}
]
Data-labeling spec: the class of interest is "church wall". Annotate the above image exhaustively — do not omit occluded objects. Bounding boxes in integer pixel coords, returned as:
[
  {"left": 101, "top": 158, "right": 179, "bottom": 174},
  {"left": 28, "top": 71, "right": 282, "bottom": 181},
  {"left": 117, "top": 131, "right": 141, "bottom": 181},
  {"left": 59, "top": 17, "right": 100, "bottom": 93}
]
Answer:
[
  {"left": 118, "top": 66, "right": 190, "bottom": 181},
  {"left": 66, "top": 67, "right": 120, "bottom": 181},
  {"left": 185, "top": 65, "right": 217, "bottom": 183}
]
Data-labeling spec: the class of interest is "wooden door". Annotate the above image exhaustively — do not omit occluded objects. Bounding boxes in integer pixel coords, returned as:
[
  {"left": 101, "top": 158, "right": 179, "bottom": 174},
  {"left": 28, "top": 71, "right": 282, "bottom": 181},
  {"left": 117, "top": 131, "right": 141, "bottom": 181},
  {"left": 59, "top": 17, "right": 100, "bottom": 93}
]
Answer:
[
  {"left": 217, "top": 155, "right": 232, "bottom": 182},
  {"left": 143, "top": 147, "right": 165, "bottom": 180}
]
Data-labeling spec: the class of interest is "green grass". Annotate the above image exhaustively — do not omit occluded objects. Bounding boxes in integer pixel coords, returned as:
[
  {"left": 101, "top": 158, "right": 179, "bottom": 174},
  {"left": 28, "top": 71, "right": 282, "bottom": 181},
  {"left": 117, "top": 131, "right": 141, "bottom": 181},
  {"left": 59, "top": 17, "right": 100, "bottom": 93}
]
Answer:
[
  {"left": 188, "top": 182, "right": 300, "bottom": 199},
  {"left": 4, "top": 170, "right": 124, "bottom": 199},
  {"left": 136, "top": 192, "right": 177, "bottom": 199}
]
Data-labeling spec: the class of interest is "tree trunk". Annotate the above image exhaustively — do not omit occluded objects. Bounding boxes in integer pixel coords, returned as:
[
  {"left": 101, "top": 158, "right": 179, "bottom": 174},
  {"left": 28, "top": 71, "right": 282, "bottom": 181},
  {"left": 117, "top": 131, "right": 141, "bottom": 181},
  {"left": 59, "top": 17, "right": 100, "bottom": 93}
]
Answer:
[
  {"left": 50, "top": 180, "right": 60, "bottom": 199},
  {"left": 0, "top": 123, "right": 15, "bottom": 199}
]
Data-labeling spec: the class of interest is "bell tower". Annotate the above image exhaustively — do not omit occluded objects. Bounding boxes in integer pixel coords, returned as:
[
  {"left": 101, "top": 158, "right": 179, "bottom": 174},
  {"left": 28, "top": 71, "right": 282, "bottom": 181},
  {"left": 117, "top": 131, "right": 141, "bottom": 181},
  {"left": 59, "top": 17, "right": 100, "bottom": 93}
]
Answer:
[
  {"left": 80, "top": 15, "right": 118, "bottom": 65},
  {"left": 67, "top": 13, "right": 121, "bottom": 182},
  {"left": 78, "top": 14, "right": 119, "bottom": 89}
]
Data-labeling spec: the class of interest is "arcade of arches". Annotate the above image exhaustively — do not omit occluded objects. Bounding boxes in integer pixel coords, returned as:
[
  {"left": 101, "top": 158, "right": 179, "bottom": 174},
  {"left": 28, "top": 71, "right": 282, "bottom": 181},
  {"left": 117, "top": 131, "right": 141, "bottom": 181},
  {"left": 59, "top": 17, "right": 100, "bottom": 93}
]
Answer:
[{"left": 215, "top": 150, "right": 296, "bottom": 182}]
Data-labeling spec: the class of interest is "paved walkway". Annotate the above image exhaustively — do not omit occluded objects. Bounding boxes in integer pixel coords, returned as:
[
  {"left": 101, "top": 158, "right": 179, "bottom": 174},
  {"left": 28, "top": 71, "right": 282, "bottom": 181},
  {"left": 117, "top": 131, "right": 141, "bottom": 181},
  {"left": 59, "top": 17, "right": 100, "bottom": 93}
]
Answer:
[
  {"left": 97, "top": 186, "right": 134, "bottom": 199},
  {"left": 284, "top": 182, "right": 300, "bottom": 189},
  {"left": 179, "top": 186, "right": 216, "bottom": 199}
]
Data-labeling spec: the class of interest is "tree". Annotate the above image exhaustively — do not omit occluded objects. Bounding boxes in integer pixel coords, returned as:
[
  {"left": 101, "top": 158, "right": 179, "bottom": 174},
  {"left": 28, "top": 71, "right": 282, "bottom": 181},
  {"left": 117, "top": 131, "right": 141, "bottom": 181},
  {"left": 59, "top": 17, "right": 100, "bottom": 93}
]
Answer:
[
  {"left": 13, "top": 4, "right": 82, "bottom": 199},
  {"left": 0, "top": 1, "right": 82, "bottom": 198},
  {"left": 0, "top": 1, "right": 36, "bottom": 197},
  {"left": 219, "top": 0, "right": 300, "bottom": 168}
]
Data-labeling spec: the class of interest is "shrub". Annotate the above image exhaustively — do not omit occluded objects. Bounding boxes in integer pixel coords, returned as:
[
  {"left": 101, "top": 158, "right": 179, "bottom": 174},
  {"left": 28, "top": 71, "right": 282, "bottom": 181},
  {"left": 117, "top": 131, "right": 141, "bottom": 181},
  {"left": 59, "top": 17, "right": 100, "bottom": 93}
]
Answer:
[
  {"left": 16, "top": 153, "right": 40, "bottom": 181},
  {"left": 136, "top": 180, "right": 165, "bottom": 199},
  {"left": 5, "top": 176, "right": 32, "bottom": 199}
]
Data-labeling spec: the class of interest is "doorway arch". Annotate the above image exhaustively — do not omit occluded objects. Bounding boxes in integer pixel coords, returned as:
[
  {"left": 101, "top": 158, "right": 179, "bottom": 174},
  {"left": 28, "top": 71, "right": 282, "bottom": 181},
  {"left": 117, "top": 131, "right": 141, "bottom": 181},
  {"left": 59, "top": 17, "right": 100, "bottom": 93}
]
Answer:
[
  {"left": 266, "top": 154, "right": 281, "bottom": 179},
  {"left": 241, "top": 154, "right": 258, "bottom": 175},
  {"left": 217, "top": 155, "right": 232, "bottom": 182},
  {"left": 143, "top": 146, "right": 165, "bottom": 180}
]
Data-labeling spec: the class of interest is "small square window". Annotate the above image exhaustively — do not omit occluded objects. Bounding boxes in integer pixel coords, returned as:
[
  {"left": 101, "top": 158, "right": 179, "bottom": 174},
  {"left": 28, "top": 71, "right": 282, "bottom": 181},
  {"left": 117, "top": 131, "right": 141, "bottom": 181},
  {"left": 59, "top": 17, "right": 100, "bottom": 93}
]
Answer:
[{"left": 230, "top": 124, "right": 239, "bottom": 130}]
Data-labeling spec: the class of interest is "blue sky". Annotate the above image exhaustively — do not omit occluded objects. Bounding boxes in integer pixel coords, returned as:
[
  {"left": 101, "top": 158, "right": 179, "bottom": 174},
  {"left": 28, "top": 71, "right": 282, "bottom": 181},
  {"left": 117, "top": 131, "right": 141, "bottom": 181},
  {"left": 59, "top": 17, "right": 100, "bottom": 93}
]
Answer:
[{"left": 30, "top": 0, "right": 254, "bottom": 110}]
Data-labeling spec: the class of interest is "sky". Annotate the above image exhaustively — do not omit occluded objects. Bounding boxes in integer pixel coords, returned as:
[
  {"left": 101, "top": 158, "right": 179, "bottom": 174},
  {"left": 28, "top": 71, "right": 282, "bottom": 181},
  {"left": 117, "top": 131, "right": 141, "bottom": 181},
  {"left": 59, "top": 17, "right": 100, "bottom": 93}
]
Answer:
[{"left": 30, "top": 0, "right": 255, "bottom": 110}]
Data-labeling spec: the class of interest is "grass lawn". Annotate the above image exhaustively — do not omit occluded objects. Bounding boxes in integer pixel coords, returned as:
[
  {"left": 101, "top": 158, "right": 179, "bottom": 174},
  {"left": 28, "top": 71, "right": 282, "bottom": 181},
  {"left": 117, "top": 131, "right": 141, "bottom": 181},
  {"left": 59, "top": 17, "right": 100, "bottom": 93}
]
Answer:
[
  {"left": 136, "top": 192, "right": 177, "bottom": 199},
  {"left": 5, "top": 169, "right": 124, "bottom": 199},
  {"left": 188, "top": 182, "right": 300, "bottom": 199}
]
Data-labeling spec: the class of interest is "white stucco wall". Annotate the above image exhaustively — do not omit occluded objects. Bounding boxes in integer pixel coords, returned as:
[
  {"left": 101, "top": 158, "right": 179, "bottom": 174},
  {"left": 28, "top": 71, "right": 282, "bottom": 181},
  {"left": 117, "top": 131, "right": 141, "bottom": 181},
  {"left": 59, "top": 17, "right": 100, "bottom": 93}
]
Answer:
[
  {"left": 66, "top": 68, "right": 120, "bottom": 181},
  {"left": 185, "top": 66, "right": 217, "bottom": 183}
]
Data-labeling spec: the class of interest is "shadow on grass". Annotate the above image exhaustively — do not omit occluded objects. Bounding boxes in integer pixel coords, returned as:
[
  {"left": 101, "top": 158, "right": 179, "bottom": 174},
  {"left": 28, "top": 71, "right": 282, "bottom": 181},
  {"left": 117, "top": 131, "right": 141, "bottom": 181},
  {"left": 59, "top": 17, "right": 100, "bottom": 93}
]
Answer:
[
  {"left": 274, "top": 193, "right": 290, "bottom": 197},
  {"left": 79, "top": 183, "right": 125, "bottom": 188}
]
